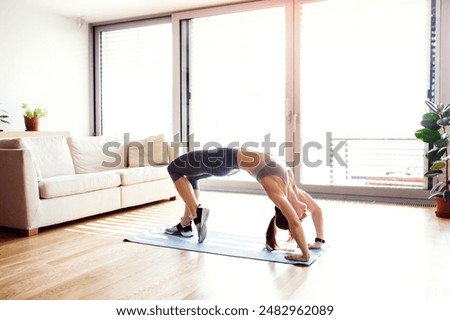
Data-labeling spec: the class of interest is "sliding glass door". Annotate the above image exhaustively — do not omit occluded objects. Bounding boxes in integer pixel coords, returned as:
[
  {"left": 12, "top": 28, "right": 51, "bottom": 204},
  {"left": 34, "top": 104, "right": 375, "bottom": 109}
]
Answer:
[
  {"left": 181, "top": 4, "right": 288, "bottom": 185},
  {"left": 298, "top": 0, "right": 430, "bottom": 190}
]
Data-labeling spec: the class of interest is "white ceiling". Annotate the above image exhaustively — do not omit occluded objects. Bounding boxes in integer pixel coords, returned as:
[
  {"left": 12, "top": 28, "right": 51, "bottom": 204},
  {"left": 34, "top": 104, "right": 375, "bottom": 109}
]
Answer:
[{"left": 20, "top": 0, "right": 253, "bottom": 23}]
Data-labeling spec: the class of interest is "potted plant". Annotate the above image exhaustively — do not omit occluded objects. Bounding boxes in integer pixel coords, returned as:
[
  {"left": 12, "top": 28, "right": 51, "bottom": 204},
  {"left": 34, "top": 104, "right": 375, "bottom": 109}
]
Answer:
[
  {"left": 415, "top": 100, "right": 450, "bottom": 218},
  {"left": 21, "top": 103, "right": 47, "bottom": 131},
  {"left": 0, "top": 109, "right": 10, "bottom": 131}
]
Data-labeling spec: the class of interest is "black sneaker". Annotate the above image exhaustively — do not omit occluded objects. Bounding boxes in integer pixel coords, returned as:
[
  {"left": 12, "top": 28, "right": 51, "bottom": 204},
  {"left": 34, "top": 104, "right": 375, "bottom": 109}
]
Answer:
[
  {"left": 165, "top": 222, "right": 193, "bottom": 237},
  {"left": 193, "top": 206, "right": 210, "bottom": 243}
]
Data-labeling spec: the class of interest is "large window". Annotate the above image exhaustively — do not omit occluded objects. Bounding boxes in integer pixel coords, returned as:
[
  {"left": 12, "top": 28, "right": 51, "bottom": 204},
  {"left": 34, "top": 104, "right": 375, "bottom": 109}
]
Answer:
[
  {"left": 94, "top": 19, "right": 172, "bottom": 139},
  {"left": 298, "top": 0, "right": 431, "bottom": 190}
]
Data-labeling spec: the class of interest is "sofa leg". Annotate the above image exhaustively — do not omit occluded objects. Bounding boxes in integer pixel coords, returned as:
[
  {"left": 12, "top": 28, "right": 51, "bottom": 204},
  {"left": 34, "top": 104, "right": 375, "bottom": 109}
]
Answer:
[
  {"left": 0, "top": 227, "right": 39, "bottom": 237},
  {"left": 20, "top": 228, "right": 39, "bottom": 237},
  {"left": 169, "top": 196, "right": 177, "bottom": 201}
]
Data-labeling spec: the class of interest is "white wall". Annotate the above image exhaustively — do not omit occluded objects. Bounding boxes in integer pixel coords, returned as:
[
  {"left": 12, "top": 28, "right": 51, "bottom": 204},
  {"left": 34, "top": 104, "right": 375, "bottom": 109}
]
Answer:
[{"left": 0, "top": 0, "right": 90, "bottom": 135}]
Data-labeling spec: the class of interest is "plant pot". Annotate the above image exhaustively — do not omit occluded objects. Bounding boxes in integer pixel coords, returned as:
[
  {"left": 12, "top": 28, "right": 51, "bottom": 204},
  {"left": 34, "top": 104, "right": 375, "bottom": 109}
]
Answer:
[
  {"left": 24, "top": 116, "right": 39, "bottom": 131},
  {"left": 434, "top": 197, "right": 450, "bottom": 218}
]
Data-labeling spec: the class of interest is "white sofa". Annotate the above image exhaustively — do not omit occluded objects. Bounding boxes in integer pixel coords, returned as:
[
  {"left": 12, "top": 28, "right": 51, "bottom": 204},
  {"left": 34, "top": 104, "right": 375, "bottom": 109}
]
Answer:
[{"left": 0, "top": 134, "right": 177, "bottom": 236}]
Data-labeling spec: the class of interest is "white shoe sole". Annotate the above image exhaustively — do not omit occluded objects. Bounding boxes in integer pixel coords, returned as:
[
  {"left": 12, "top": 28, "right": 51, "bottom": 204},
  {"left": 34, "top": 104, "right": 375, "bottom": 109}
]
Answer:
[
  {"left": 165, "top": 224, "right": 193, "bottom": 237},
  {"left": 164, "top": 230, "right": 194, "bottom": 237}
]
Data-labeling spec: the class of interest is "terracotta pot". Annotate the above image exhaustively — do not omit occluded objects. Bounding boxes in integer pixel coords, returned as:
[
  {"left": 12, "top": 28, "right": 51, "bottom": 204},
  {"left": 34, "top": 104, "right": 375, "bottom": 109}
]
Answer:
[
  {"left": 434, "top": 197, "right": 450, "bottom": 218},
  {"left": 24, "top": 116, "right": 39, "bottom": 131}
]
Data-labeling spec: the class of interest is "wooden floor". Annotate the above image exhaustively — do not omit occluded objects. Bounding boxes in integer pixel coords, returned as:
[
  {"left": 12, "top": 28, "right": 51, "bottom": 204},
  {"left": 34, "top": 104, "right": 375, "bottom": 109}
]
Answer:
[{"left": 0, "top": 191, "right": 449, "bottom": 300}]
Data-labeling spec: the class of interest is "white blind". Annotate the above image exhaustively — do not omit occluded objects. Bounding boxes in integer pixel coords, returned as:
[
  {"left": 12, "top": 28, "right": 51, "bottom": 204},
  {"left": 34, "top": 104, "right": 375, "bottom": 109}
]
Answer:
[
  {"left": 99, "top": 22, "right": 172, "bottom": 139},
  {"left": 188, "top": 7, "right": 286, "bottom": 149},
  {"left": 299, "top": 0, "right": 430, "bottom": 188}
]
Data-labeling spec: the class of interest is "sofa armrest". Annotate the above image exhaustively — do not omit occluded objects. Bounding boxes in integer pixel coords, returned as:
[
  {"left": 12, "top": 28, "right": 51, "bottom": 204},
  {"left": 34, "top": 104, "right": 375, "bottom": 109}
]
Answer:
[{"left": 0, "top": 148, "right": 40, "bottom": 231}]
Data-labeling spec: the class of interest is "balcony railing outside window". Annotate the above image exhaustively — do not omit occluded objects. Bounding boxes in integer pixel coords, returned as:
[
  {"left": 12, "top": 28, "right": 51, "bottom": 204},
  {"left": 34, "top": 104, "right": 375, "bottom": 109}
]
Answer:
[{"left": 328, "top": 137, "right": 424, "bottom": 188}]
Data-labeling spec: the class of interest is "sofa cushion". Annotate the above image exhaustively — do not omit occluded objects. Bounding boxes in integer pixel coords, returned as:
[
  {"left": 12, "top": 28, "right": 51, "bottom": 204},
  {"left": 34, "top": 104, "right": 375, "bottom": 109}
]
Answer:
[
  {"left": 21, "top": 135, "right": 75, "bottom": 179},
  {"left": 0, "top": 138, "right": 43, "bottom": 181},
  {"left": 39, "top": 171, "right": 121, "bottom": 199},
  {"left": 116, "top": 165, "right": 170, "bottom": 186},
  {"left": 67, "top": 136, "right": 126, "bottom": 174},
  {"left": 128, "top": 134, "right": 169, "bottom": 167}
]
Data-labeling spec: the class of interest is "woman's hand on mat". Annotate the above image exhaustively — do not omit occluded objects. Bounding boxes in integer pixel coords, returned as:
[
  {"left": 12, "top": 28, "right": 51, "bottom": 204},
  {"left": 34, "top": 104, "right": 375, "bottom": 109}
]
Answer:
[
  {"left": 285, "top": 253, "right": 309, "bottom": 262},
  {"left": 308, "top": 242, "right": 323, "bottom": 250}
]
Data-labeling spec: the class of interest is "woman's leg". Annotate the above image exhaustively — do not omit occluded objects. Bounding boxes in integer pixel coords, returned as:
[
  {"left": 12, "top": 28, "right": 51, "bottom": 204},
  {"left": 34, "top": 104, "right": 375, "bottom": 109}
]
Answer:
[
  {"left": 173, "top": 176, "right": 209, "bottom": 242},
  {"left": 167, "top": 151, "right": 211, "bottom": 225},
  {"left": 183, "top": 188, "right": 200, "bottom": 225},
  {"left": 166, "top": 166, "right": 211, "bottom": 241},
  {"left": 174, "top": 177, "right": 200, "bottom": 226},
  {"left": 166, "top": 152, "right": 206, "bottom": 237}
]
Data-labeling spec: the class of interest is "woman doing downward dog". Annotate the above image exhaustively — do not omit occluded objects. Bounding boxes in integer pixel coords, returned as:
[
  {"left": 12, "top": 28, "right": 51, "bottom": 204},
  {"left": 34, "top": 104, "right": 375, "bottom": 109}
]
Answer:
[{"left": 165, "top": 147, "right": 324, "bottom": 262}]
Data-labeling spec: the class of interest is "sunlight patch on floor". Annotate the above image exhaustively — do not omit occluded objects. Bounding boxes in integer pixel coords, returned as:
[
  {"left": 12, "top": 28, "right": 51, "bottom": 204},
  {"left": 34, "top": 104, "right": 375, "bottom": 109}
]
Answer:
[{"left": 64, "top": 199, "right": 184, "bottom": 238}]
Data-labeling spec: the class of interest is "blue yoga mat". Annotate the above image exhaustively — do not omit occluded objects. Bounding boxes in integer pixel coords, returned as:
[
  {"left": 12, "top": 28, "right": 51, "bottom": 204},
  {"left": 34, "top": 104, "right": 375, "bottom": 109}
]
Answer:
[{"left": 124, "top": 227, "right": 328, "bottom": 266}]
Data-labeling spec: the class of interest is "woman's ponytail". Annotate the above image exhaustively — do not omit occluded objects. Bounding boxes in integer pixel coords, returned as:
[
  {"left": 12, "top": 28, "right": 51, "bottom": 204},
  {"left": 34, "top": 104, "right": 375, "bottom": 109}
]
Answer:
[
  {"left": 266, "top": 206, "right": 291, "bottom": 250},
  {"left": 265, "top": 215, "right": 278, "bottom": 250}
]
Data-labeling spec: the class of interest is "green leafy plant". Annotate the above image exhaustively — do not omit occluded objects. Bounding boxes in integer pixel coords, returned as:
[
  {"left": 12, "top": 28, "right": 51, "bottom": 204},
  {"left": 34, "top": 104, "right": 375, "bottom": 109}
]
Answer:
[
  {"left": 415, "top": 100, "right": 450, "bottom": 202},
  {"left": 21, "top": 103, "right": 47, "bottom": 119},
  {"left": 0, "top": 109, "right": 10, "bottom": 126}
]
